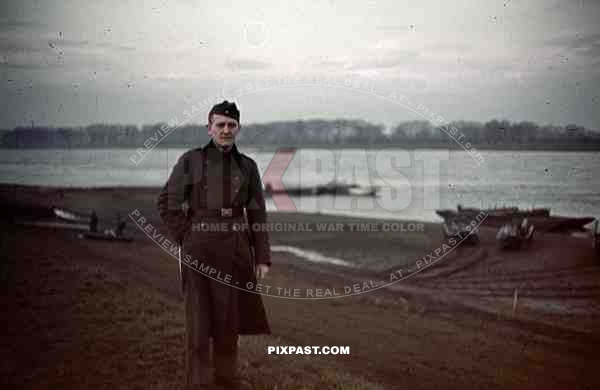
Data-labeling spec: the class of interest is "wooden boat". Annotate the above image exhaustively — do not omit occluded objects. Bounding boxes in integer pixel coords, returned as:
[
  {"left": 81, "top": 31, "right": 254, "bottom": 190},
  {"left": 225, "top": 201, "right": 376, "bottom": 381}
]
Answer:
[
  {"left": 78, "top": 231, "right": 133, "bottom": 242},
  {"left": 436, "top": 206, "right": 593, "bottom": 234},
  {"left": 266, "top": 182, "right": 378, "bottom": 197}
]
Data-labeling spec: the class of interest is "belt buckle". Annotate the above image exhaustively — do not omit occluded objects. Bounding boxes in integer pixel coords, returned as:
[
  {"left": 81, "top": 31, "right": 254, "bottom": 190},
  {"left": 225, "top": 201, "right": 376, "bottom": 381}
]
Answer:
[{"left": 221, "top": 208, "right": 233, "bottom": 217}]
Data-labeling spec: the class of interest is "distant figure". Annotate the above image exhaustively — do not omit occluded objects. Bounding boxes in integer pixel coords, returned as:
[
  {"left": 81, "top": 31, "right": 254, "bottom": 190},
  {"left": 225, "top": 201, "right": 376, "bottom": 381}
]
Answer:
[
  {"left": 89, "top": 210, "right": 98, "bottom": 232},
  {"left": 115, "top": 219, "right": 126, "bottom": 237},
  {"left": 520, "top": 218, "right": 529, "bottom": 236},
  {"left": 109, "top": 212, "right": 126, "bottom": 238},
  {"left": 104, "top": 213, "right": 123, "bottom": 238},
  {"left": 593, "top": 220, "right": 600, "bottom": 257}
]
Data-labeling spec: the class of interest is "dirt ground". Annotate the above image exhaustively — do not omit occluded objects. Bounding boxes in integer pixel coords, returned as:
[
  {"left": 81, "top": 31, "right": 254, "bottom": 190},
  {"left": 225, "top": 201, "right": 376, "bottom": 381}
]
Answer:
[{"left": 1, "top": 185, "right": 599, "bottom": 389}]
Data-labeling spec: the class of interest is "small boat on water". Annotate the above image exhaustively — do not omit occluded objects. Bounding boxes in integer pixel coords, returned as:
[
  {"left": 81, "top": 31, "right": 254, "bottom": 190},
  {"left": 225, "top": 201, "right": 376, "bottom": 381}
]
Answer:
[
  {"left": 347, "top": 184, "right": 378, "bottom": 197},
  {"left": 266, "top": 182, "right": 378, "bottom": 197}
]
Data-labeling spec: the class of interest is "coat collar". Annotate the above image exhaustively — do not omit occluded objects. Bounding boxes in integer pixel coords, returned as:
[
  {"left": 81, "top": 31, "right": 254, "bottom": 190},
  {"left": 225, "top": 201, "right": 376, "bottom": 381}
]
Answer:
[{"left": 200, "top": 139, "right": 243, "bottom": 162}]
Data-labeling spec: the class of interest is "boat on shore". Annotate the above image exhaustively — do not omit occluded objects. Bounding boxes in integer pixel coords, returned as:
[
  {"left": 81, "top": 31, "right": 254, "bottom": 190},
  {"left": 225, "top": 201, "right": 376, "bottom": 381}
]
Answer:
[
  {"left": 78, "top": 231, "right": 133, "bottom": 242},
  {"left": 454, "top": 206, "right": 550, "bottom": 218},
  {"left": 436, "top": 206, "right": 593, "bottom": 234}
]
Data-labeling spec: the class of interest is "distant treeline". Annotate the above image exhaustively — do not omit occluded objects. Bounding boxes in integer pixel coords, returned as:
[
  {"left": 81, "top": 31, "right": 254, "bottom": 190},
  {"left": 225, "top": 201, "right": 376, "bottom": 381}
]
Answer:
[{"left": 1, "top": 119, "right": 599, "bottom": 149}]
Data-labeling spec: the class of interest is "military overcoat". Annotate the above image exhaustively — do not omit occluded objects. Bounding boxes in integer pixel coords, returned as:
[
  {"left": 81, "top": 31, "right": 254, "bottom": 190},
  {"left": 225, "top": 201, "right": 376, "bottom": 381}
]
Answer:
[{"left": 157, "top": 139, "right": 271, "bottom": 335}]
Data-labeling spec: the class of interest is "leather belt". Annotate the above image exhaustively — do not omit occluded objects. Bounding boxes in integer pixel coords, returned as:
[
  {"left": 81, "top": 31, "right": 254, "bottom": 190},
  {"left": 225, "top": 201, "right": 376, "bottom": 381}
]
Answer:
[{"left": 191, "top": 208, "right": 245, "bottom": 218}]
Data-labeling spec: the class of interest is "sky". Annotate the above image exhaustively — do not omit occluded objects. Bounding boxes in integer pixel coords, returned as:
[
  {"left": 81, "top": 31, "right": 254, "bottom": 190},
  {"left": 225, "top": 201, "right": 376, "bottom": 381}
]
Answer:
[{"left": 0, "top": 0, "right": 599, "bottom": 130}]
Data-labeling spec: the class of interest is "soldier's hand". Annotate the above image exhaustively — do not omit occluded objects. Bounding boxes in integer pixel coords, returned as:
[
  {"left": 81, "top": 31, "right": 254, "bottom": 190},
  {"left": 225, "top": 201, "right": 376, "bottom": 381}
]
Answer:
[
  {"left": 181, "top": 201, "right": 190, "bottom": 217},
  {"left": 256, "top": 264, "right": 270, "bottom": 280}
]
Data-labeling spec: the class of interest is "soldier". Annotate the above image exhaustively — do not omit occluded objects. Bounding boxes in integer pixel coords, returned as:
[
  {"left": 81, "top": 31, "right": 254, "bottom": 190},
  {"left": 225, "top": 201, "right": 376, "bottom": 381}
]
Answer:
[
  {"left": 89, "top": 210, "right": 98, "bottom": 233},
  {"left": 115, "top": 213, "right": 126, "bottom": 238},
  {"left": 157, "top": 101, "right": 271, "bottom": 389}
]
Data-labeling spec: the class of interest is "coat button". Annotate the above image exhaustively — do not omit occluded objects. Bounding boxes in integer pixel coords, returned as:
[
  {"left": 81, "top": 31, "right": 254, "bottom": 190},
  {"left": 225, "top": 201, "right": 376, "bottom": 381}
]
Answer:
[{"left": 202, "top": 185, "right": 208, "bottom": 190}]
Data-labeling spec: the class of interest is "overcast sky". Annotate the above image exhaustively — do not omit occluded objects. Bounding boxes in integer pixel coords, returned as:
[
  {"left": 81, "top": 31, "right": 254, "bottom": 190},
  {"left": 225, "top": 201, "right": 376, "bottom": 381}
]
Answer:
[{"left": 1, "top": 0, "right": 599, "bottom": 130}]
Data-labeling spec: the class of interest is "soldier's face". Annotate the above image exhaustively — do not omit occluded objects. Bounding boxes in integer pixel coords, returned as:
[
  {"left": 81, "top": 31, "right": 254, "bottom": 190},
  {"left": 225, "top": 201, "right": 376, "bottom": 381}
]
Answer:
[{"left": 208, "top": 114, "right": 240, "bottom": 146}]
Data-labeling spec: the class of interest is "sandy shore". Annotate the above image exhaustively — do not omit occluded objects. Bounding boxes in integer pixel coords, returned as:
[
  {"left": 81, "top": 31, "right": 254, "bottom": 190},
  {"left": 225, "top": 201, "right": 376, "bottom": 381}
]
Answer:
[{"left": 2, "top": 184, "right": 600, "bottom": 389}]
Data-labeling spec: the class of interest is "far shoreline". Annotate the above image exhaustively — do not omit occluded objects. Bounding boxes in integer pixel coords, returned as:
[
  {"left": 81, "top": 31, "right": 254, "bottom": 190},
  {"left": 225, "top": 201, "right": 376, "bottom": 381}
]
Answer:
[{"left": 2, "top": 144, "right": 600, "bottom": 151}]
